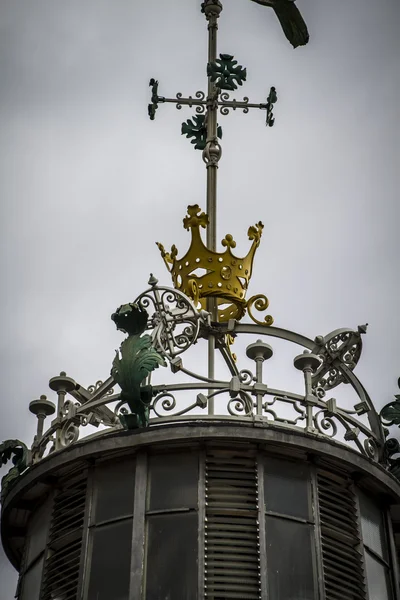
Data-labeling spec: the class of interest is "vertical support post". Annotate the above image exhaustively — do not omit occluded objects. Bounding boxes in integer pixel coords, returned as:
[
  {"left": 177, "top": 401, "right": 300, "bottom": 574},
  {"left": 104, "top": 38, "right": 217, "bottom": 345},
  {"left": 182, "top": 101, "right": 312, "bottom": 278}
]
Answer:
[
  {"left": 204, "top": 1, "right": 220, "bottom": 252},
  {"left": 304, "top": 366, "right": 315, "bottom": 432},
  {"left": 49, "top": 371, "right": 76, "bottom": 450},
  {"left": 257, "top": 458, "right": 268, "bottom": 598},
  {"left": 293, "top": 352, "right": 322, "bottom": 433},
  {"left": 77, "top": 466, "right": 94, "bottom": 600},
  {"left": 386, "top": 506, "right": 400, "bottom": 600},
  {"left": 246, "top": 340, "right": 273, "bottom": 416},
  {"left": 29, "top": 395, "right": 56, "bottom": 444},
  {"left": 129, "top": 452, "right": 148, "bottom": 600},
  {"left": 197, "top": 449, "right": 206, "bottom": 599},
  {"left": 310, "top": 462, "right": 327, "bottom": 600},
  {"left": 255, "top": 357, "right": 264, "bottom": 416},
  {"left": 202, "top": 0, "right": 223, "bottom": 414}
]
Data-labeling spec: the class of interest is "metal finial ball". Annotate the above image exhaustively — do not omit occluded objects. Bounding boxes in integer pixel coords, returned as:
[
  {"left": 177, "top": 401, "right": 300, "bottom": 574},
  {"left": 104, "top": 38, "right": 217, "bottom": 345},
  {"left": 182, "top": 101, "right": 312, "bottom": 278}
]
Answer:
[{"left": 148, "top": 273, "right": 158, "bottom": 287}]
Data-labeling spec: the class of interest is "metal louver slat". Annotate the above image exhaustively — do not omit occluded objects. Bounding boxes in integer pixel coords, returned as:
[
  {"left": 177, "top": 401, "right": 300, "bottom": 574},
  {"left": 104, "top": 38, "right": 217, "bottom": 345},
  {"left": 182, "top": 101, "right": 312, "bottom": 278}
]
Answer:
[
  {"left": 317, "top": 469, "right": 367, "bottom": 600},
  {"left": 41, "top": 473, "right": 87, "bottom": 600},
  {"left": 205, "top": 448, "right": 261, "bottom": 600}
]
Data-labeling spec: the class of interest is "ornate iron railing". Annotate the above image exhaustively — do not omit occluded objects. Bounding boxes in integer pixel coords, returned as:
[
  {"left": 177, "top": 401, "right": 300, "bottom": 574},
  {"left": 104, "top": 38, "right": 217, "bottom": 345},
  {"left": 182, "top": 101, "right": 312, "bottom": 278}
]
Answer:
[{"left": 1, "top": 279, "right": 389, "bottom": 502}]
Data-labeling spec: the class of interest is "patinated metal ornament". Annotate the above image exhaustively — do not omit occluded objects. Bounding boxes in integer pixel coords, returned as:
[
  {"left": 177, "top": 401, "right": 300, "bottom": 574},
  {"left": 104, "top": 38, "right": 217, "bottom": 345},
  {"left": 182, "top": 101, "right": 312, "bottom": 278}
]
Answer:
[
  {"left": 182, "top": 115, "right": 223, "bottom": 151},
  {"left": 207, "top": 54, "right": 247, "bottom": 91},
  {"left": 0, "top": 440, "right": 29, "bottom": 502},
  {"left": 111, "top": 304, "right": 166, "bottom": 429},
  {"left": 380, "top": 378, "right": 400, "bottom": 481},
  {"left": 249, "top": 0, "right": 309, "bottom": 48}
]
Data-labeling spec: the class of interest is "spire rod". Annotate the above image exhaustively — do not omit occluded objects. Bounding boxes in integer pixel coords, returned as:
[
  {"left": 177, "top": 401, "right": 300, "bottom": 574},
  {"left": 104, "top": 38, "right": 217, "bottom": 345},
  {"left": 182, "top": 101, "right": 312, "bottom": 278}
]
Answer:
[
  {"left": 202, "top": 0, "right": 222, "bottom": 255},
  {"left": 149, "top": 0, "right": 279, "bottom": 414},
  {"left": 202, "top": 0, "right": 223, "bottom": 412}
]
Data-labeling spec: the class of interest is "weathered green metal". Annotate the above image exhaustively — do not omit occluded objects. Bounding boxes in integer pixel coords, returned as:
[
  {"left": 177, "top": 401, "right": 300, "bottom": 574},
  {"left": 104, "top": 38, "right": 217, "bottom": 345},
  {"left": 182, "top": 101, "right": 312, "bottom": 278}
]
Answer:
[
  {"left": 380, "top": 378, "right": 400, "bottom": 480},
  {"left": 249, "top": 0, "right": 309, "bottom": 48},
  {"left": 181, "top": 115, "right": 222, "bottom": 150},
  {"left": 111, "top": 304, "right": 166, "bottom": 428},
  {"left": 383, "top": 437, "right": 400, "bottom": 481},
  {"left": 266, "top": 86, "right": 277, "bottom": 127},
  {"left": 381, "top": 378, "right": 400, "bottom": 426},
  {"left": 0, "top": 440, "right": 29, "bottom": 502},
  {"left": 148, "top": 78, "right": 161, "bottom": 120},
  {"left": 207, "top": 54, "right": 247, "bottom": 91}
]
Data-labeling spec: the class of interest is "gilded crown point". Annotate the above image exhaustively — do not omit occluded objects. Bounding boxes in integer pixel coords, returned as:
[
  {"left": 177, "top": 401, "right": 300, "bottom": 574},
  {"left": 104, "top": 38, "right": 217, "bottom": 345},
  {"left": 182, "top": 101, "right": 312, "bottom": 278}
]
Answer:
[{"left": 157, "top": 205, "right": 271, "bottom": 323}]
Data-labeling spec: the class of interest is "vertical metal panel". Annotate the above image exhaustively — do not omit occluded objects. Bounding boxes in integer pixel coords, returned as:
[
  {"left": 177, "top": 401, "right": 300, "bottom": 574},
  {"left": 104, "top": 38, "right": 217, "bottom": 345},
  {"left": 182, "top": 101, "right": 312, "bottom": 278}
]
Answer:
[
  {"left": 77, "top": 466, "right": 94, "bottom": 600},
  {"left": 317, "top": 468, "right": 367, "bottom": 600},
  {"left": 130, "top": 451, "right": 147, "bottom": 600},
  {"left": 198, "top": 449, "right": 206, "bottom": 600},
  {"left": 41, "top": 470, "right": 88, "bottom": 600},
  {"left": 257, "top": 459, "right": 268, "bottom": 599},
  {"left": 353, "top": 486, "right": 370, "bottom": 600},
  {"left": 311, "top": 464, "right": 326, "bottom": 600},
  {"left": 18, "top": 492, "right": 54, "bottom": 600},
  {"left": 16, "top": 531, "right": 29, "bottom": 599},
  {"left": 386, "top": 508, "right": 400, "bottom": 600},
  {"left": 204, "top": 446, "right": 261, "bottom": 599}
]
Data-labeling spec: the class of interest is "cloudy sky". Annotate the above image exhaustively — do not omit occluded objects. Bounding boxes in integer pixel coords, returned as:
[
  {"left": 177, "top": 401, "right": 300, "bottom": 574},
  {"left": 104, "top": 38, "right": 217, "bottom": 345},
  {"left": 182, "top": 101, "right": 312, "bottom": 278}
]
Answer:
[{"left": 0, "top": 0, "right": 399, "bottom": 596}]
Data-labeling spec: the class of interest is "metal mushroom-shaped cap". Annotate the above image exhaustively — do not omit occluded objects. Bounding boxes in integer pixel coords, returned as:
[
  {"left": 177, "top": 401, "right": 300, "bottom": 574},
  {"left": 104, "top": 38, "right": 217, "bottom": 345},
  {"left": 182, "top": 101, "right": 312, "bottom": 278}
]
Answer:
[
  {"left": 49, "top": 371, "right": 77, "bottom": 393},
  {"left": 293, "top": 351, "right": 322, "bottom": 373},
  {"left": 246, "top": 339, "right": 273, "bottom": 362},
  {"left": 29, "top": 395, "right": 56, "bottom": 417},
  {"left": 29, "top": 395, "right": 56, "bottom": 441}
]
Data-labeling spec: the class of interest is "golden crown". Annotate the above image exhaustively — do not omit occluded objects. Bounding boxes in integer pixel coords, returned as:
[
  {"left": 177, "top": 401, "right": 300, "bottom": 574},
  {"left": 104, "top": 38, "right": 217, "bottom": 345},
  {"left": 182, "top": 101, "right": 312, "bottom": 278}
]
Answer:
[{"left": 157, "top": 205, "right": 273, "bottom": 324}]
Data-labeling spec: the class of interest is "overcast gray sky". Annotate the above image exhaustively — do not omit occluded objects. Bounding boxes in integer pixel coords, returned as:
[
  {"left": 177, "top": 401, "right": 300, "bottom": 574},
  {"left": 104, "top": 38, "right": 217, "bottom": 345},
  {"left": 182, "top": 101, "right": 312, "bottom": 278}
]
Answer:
[{"left": 0, "top": 0, "right": 399, "bottom": 596}]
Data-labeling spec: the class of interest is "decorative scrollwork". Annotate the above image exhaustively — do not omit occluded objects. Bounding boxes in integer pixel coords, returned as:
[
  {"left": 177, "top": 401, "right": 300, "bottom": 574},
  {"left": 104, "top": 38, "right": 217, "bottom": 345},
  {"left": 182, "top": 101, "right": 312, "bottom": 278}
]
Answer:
[
  {"left": 247, "top": 294, "right": 274, "bottom": 327},
  {"left": 364, "top": 437, "right": 378, "bottom": 459},
  {"left": 88, "top": 380, "right": 114, "bottom": 396},
  {"left": 175, "top": 91, "right": 206, "bottom": 114},
  {"left": 227, "top": 393, "right": 254, "bottom": 417},
  {"left": 152, "top": 392, "right": 177, "bottom": 417},
  {"left": 312, "top": 327, "right": 365, "bottom": 391},
  {"left": 219, "top": 93, "right": 250, "bottom": 115},
  {"left": 60, "top": 421, "right": 80, "bottom": 447},
  {"left": 60, "top": 399, "right": 78, "bottom": 419},
  {"left": 239, "top": 369, "right": 254, "bottom": 385},
  {"left": 322, "top": 368, "right": 341, "bottom": 389},
  {"left": 312, "top": 385, "right": 326, "bottom": 399},
  {"left": 314, "top": 410, "right": 338, "bottom": 438},
  {"left": 134, "top": 284, "right": 201, "bottom": 359},
  {"left": 226, "top": 334, "right": 237, "bottom": 363}
]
